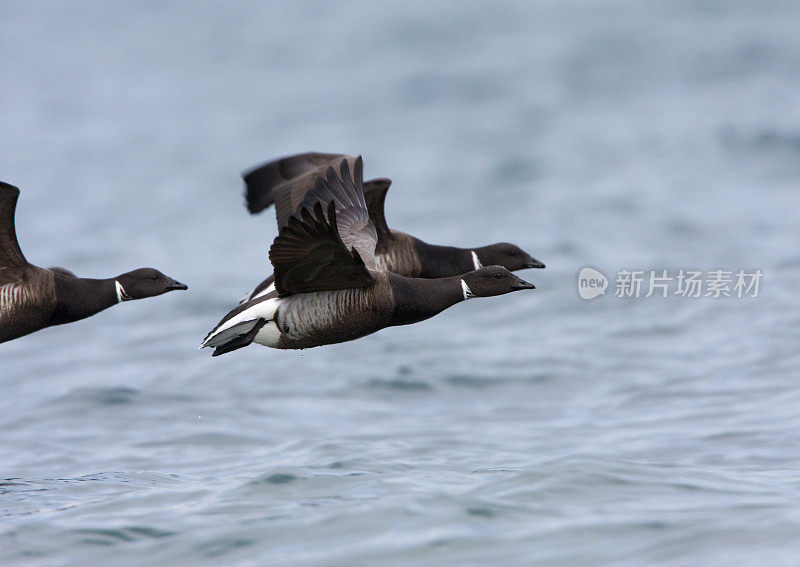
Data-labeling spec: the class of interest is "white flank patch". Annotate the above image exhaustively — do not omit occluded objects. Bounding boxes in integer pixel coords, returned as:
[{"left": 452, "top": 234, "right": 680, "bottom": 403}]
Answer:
[
  {"left": 471, "top": 251, "right": 482, "bottom": 270},
  {"left": 461, "top": 279, "right": 475, "bottom": 300},
  {"left": 0, "top": 283, "right": 25, "bottom": 317},
  {"left": 201, "top": 297, "right": 279, "bottom": 347},
  {"left": 115, "top": 280, "right": 131, "bottom": 302}
]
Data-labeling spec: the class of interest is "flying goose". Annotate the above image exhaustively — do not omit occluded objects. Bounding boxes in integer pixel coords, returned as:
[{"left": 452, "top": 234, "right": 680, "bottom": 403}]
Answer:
[
  {"left": 0, "top": 181, "right": 187, "bottom": 343},
  {"left": 202, "top": 157, "right": 534, "bottom": 355}
]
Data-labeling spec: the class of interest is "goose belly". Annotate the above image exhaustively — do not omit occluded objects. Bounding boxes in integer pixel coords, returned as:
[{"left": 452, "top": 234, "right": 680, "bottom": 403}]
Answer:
[{"left": 272, "top": 289, "right": 385, "bottom": 349}]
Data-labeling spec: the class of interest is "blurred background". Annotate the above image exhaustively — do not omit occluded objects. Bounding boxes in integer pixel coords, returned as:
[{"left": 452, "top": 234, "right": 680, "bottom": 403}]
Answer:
[{"left": 2, "top": 1, "right": 800, "bottom": 565}]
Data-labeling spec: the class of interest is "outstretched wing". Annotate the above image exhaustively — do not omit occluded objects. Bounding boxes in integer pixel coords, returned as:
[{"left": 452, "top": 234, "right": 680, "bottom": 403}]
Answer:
[
  {"left": 242, "top": 153, "right": 394, "bottom": 236},
  {"left": 269, "top": 201, "right": 374, "bottom": 297},
  {"left": 362, "top": 178, "right": 393, "bottom": 243},
  {"left": 0, "top": 182, "right": 29, "bottom": 283},
  {"left": 242, "top": 152, "right": 358, "bottom": 226},
  {"left": 293, "top": 157, "right": 378, "bottom": 268}
]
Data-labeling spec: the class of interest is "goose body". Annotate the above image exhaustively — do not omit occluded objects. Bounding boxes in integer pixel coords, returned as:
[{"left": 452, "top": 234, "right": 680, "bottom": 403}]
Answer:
[
  {"left": 202, "top": 157, "right": 535, "bottom": 355},
  {"left": 0, "top": 181, "right": 187, "bottom": 343},
  {"left": 0, "top": 274, "right": 56, "bottom": 342},
  {"left": 239, "top": 152, "right": 544, "bottom": 303}
]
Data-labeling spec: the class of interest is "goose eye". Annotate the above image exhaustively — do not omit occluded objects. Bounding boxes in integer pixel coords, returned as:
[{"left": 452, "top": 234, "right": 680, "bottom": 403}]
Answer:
[{"left": 494, "top": 272, "right": 503, "bottom": 279}]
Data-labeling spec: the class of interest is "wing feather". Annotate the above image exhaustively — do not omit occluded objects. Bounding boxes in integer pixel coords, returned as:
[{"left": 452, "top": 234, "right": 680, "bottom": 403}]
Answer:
[
  {"left": 242, "top": 152, "right": 359, "bottom": 227},
  {"left": 0, "top": 182, "right": 29, "bottom": 284},
  {"left": 362, "top": 178, "right": 392, "bottom": 244},
  {"left": 269, "top": 201, "right": 374, "bottom": 297},
  {"left": 293, "top": 157, "right": 378, "bottom": 268},
  {"left": 241, "top": 153, "right": 393, "bottom": 243}
]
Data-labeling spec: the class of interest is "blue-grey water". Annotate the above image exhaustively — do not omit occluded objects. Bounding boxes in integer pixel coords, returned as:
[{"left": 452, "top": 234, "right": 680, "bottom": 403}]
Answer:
[{"left": 2, "top": 1, "right": 800, "bottom": 565}]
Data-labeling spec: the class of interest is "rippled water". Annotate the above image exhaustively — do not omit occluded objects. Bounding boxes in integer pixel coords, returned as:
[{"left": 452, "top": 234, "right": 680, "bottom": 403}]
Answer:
[{"left": 2, "top": 1, "right": 800, "bottom": 565}]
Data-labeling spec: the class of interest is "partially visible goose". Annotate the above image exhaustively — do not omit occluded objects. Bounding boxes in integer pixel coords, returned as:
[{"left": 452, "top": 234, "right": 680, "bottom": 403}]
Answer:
[
  {"left": 202, "top": 157, "right": 534, "bottom": 356},
  {"left": 240, "top": 152, "right": 544, "bottom": 302},
  {"left": 0, "top": 181, "right": 188, "bottom": 344}
]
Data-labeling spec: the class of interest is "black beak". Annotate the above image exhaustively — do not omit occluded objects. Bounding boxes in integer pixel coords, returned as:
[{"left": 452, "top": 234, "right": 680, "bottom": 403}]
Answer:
[
  {"left": 166, "top": 279, "right": 188, "bottom": 291},
  {"left": 526, "top": 257, "right": 546, "bottom": 269},
  {"left": 511, "top": 275, "right": 535, "bottom": 290}
]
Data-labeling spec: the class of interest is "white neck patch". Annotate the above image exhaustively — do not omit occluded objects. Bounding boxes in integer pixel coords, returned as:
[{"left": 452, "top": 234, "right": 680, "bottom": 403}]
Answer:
[
  {"left": 471, "top": 250, "right": 482, "bottom": 270},
  {"left": 461, "top": 279, "right": 475, "bottom": 300},
  {"left": 115, "top": 280, "right": 131, "bottom": 302}
]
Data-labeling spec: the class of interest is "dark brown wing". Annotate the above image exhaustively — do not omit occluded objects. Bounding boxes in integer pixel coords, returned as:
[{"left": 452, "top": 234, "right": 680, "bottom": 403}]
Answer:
[
  {"left": 242, "top": 152, "right": 394, "bottom": 233},
  {"left": 294, "top": 157, "right": 378, "bottom": 268},
  {"left": 362, "top": 178, "right": 393, "bottom": 242},
  {"left": 269, "top": 201, "right": 374, "bottom": 297},
  {"left": 242, "top": 152, "right": 359, "bottom": 226},
  {"left": 0, "top": 182, "right": 29, "bottom": 283}
]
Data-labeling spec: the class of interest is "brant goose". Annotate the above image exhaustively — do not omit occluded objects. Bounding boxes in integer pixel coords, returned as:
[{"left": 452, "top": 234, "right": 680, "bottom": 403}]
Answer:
[
  {"left": 202, "top": 157, "right": 534, "bottom": 355},
  {"left": 240, "top": 152, "right": 544, "bottom": 301},
  {"left": 0, "top": 181, "right": 188, "bottom": 343}
]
